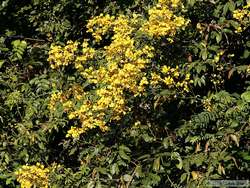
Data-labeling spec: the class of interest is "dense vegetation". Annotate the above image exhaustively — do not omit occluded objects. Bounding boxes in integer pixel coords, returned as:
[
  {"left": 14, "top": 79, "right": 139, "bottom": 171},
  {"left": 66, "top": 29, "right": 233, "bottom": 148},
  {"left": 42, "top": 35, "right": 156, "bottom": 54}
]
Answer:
[{"left": 0, "top": 0, "right": 250, "bottom": 187}]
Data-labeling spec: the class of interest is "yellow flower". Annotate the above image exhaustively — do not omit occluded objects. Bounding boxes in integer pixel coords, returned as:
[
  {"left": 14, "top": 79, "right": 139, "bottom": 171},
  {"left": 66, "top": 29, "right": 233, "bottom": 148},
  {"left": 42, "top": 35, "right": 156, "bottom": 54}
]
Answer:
[
  {"left": 15, "top": 163, "right": 49, "bottom": 188},
  {"left": 48, "top": 41, "right": 79, "bottom": 69},
  {"left": 68, "top": 112, "right": 76, "bottom": 120},
  {"left": 161, "top": 65, "right": 171, "bottom": 74},
  {"left": 163, "top": 76, "right": 174, "bottom": 85},
  {"left": 140, "top": 2, "right": 189, "bottom": 38}
]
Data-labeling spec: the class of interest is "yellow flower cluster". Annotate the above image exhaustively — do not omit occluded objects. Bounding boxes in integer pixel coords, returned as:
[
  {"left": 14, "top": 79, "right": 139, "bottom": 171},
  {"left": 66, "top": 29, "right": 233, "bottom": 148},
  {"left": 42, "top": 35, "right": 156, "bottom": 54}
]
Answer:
[
  {"left": 86, "top": 13, "right": 142, "bottom": 43},
  {"left": 233, "top": 3, "right": 250, "bottom": 20},
  {"left": 159, "top": 0, "right": 181, "bottom": 8},
  {"left": 247, "top": 65, "right": 250, "bottom": 74},
  {"left": 48, "top": 41, "right": 79, "bottom": 69},
  {"left": 15, "top": 163, "right": 49, "bottom": 188},
  {"left": 75, "top": 40, "right": 96, "bottom": 70},
  {"left": 48, "top": 40, "right": 96, "bottom": 70},
  {"left": 212, "top": 51, "right": 224, "bottom": 63},
  {"left": 48, "top": 0, "right": 190, "bottom": 138},
  {"left": 48, "top": 91, "right": 65, "bottom": 111},
  {"left": 49, "top": 84, "right": 85, "bottom": 113},
  {"left": 151, "top": 65, "right": 193, "bottom": 92},
  {"left": 141, "top": 0, "right": 188, "bottom": 38},
  {"left": 66, "top": 30, "right": 155, "bottom": 137},
  {"left": 233, "top": 3, "right": 250, "bottom": 33},
  {"left": 202, "top": 98, "right": 213, "bottom": 112},
  {"left": 86, "top": 14, "right": 115, "bottom": 42},
  {"left": 66, "top": 87, "right": 126, "bottom": 138}
]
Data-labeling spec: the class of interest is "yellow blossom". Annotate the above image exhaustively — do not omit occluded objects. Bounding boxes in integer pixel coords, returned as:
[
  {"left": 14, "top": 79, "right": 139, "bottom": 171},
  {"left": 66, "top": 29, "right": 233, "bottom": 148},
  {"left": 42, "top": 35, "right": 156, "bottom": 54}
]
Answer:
[
  {"left": 48, "top": 41, "right": 79, "bottom": 69},
  {"left": 15, "top": 163, "right": 49, "bottom": 188},
  {"left": 48, "top": 0, "right": 193, "bottom": 138},
  {"left": 140, "top": 1, "right": 189, "bottom": 38},
  {"left": 161, "top": 65, "right": 171, "bottom": 73}
]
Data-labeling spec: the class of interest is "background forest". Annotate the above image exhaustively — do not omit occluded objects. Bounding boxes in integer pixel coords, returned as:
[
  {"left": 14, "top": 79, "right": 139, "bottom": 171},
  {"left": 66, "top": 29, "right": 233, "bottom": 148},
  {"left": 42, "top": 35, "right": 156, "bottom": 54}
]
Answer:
[{"left": 0, "top": 0, "right": 250, "bottom": 187}]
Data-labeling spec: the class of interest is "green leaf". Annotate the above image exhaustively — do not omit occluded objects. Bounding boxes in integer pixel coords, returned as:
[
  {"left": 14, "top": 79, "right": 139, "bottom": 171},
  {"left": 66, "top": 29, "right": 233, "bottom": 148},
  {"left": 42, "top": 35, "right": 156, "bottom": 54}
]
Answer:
[
  {"left": 229, "top": 20, "right": 240, "bottom": 29},
  {"left": 0, "top": 59, "right": 5, "bottom": 68},
  {"left": 160, "top": 89, "right": 175, "bottom": 96},
  {"left": 187, "top": 0, "right": 196, "bottom": 6},
  {"left": 16, "top": 53, "right": 22, "bottom": 60},
  {"left": 163, "top": 137, "right": 173, "bottom": 148},
  {"left": 241, "top": 152, "right": 250, "bottom": 161},
  {"left": 228, "top": 1, "right": 235, "bottom": 12},
  {"left": 6, "top": 177, "right": 15, "bottom": 185},
  {"left": 119, "top": 145, "right": 131, "bottom": 162},
  {"left": 69, "top": 147, "right": 77, "bottom": 156},
  {"left": 180, "top": 173, "right": 187, "bottom": 183},
  {"left": 142, "top": 133, "right": 154, "bottom": 142},
  {"left": 20, "top": 40, "right": 27, "bottom": 48},
  {"left": 246, "top": 41, "right": 250, "bottom": 48},
  {"left": 241, "top": 91, "right": 250, "bottom": 102},
  {"left": 171, "top": 152, "right": 183, "bottom": 170},
  {"left": 12, "top": 40, "right": 20, "bottom": 47},
  {"left": 135, "top": 165, "right": 143, "bottom": 178},
  {"left": 230, "top": 120, "right": 239, "bottom": 128},
  {"left": 137, "top": 154, "right": 150, "bottom": 160},
  {"left": 243, "top": 50, "right": 250, "bottom": 59},
  {"left": 97, "top": 167, "right": 107, "bottom": 175},
  {"left": 95, "top": 182, "right": 102, "bottom": 188},
  {"left": 215, "top": 32, "right": 222, "bottom": 43},
  {"left": 223, "top": 3, "right": 229, "bottom": 15},
  {"left": 119, "top": 145, "right": 131, "bottom": 153},
  {"left": 111, "top": 163, "right": 119, "bottom": 175},
  {"left": 4, "top": 154, "right": 10, "bottom": 164},
  {"left": 223, "top": 28, "right": 233, "bottom": 34},
  {"left": 201, "top": 49, "right": 207, "bottom": 60},
  {"left": 119, "top": 150, "right": 130, "bottom": 161},
  {"left": 153, "top": 157, "right": 160, "bottom": 172},
  {"left": 243, "top": 155, "right": 250, "bottom": 161},
  {"left": 38, "top": 142, "right": 45, "bottom": 150}
]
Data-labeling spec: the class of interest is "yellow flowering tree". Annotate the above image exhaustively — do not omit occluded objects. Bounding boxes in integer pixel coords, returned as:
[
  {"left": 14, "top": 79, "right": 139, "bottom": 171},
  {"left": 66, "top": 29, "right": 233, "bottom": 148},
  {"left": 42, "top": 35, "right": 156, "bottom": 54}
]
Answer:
[{"left": 48, "top": 0, "right": 191, "bottom": 138}]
